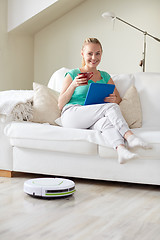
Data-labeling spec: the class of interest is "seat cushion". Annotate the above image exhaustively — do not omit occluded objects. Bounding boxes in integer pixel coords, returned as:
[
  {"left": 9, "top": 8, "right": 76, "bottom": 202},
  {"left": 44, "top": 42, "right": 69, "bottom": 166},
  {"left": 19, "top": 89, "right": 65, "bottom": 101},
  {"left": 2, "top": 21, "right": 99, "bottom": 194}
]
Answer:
[
  {"left": 5, "top": 122, "right": 160, "bottom": 159},
  {"left": 99, "top": 127, "right": 160, "bottom": 159},
  {"left": 4, "top": 122, "right": 98, "bottom": 155},
  {"left": 10, "top": 138, "right": 97, "bottom": 155}
]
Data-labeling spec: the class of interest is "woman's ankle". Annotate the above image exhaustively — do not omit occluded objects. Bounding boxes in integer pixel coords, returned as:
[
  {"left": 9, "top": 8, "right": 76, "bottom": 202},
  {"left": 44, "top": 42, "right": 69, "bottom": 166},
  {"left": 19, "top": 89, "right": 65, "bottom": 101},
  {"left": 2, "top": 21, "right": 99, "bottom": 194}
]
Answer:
[
  {"left": 124, "top": 130, "right": 133, "bottom": 140},
  {"left": 116, "top": 144, "right": 125, "bottom": 150}
]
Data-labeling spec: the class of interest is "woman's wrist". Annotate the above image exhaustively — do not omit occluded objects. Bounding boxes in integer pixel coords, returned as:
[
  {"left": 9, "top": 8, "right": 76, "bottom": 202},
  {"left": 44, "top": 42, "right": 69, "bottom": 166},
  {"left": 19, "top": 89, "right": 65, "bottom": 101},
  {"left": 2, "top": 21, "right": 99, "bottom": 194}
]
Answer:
[{"left": 70, "top": 80, "right": 77, "bottom": 90}]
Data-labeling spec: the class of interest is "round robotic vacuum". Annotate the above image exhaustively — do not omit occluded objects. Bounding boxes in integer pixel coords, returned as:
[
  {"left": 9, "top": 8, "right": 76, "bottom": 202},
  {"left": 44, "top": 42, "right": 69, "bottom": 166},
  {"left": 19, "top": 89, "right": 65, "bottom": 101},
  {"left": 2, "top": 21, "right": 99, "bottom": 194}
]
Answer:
[{"left": 24, "top": 177, "right": 76, "bottom": 198}]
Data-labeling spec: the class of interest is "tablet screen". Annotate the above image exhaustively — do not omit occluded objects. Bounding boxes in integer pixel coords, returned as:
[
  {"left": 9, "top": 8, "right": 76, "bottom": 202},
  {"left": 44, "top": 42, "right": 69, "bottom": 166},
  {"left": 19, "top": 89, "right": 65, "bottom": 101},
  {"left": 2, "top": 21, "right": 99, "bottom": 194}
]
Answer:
[{"left": 84, "top": 83, "right": 115, "bottom": 105}]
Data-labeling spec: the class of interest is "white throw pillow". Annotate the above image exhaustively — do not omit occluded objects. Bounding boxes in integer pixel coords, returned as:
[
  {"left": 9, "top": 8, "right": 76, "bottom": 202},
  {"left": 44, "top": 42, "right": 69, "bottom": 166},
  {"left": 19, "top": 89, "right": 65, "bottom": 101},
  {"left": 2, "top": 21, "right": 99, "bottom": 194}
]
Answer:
[
  {"left": 32, "top": 82, "right": 60, "bottom": 125},
  {"left": 48, "top": 67, "right": 70, "bottom": 92},
  {"left": 119, "top": 85, "right": 142, "bottom": 128}
]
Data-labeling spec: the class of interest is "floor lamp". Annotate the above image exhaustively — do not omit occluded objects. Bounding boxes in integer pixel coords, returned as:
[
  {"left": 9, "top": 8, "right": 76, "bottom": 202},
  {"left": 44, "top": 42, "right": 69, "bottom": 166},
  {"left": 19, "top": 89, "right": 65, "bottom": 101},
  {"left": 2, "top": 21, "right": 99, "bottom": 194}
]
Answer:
[{"left": 102, "top": 12, "right": 160, "bottom": 72}]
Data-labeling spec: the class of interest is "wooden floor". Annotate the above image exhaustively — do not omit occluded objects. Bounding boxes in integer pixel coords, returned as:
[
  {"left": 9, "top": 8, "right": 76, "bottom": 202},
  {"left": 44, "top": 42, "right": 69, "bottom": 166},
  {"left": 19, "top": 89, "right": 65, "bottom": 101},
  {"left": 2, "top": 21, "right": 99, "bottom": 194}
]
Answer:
[{"left": 0, "top": 173, "right": 160, "bottom": 240}]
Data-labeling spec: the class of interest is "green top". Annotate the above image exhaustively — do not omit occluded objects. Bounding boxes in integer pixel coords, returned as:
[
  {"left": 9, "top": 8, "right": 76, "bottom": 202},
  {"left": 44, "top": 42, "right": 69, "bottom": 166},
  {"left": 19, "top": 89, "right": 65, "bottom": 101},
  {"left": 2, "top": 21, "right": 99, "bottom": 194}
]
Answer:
[{"left": 65, "top": 68, "right": 111, "bottom": 106}]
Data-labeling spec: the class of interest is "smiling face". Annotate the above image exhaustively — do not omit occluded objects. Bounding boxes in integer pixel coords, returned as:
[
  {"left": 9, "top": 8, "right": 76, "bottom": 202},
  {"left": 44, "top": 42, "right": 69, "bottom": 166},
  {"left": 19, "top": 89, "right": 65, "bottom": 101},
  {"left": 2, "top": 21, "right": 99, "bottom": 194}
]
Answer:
[{"left": 81, "top": 43, "right": 102, "bottom": 69}]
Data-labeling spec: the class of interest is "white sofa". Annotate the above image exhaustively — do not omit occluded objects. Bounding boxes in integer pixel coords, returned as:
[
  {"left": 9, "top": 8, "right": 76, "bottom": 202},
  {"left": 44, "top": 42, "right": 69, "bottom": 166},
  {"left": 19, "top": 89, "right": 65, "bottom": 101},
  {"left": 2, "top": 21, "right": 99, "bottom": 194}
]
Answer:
[{"left": 1, "top": 69, "right": 160, "bottom": 185}]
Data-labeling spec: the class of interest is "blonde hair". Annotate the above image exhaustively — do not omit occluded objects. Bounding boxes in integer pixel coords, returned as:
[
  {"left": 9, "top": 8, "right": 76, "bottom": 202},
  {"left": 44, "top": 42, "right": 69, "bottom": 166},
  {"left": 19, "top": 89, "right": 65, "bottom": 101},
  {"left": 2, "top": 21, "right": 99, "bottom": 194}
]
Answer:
[{"left": 81, "top": 38, "right": 103, "bottom": 67}]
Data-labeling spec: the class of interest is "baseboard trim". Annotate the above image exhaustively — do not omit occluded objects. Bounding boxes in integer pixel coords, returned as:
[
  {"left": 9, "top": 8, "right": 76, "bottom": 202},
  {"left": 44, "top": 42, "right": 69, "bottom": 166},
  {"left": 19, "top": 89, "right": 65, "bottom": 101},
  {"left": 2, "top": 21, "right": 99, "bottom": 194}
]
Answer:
[{"left": 0, "top": 170, "right": 13, "bottom": 178}]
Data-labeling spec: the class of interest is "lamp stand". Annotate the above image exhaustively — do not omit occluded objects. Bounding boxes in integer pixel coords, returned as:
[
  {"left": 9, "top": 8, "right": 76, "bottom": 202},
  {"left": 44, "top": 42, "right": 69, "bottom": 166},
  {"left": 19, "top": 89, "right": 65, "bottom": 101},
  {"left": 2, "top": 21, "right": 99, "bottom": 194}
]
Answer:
[
  {"left": 140, "top": 32, "right": 147, "bottom": 72},
  {"left": 116, "top": 16, "right": 148, "bottom": 72},
  {"left": 102, "top": 12, "right": 160, "bottom": 72}
]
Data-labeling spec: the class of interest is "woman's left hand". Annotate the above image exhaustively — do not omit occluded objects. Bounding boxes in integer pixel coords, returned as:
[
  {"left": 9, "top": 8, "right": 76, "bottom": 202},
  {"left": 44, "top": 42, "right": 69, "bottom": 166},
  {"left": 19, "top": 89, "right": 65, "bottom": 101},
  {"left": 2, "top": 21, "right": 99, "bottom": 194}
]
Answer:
[{"left": 104, "top": 93, "right": 117, "bottom": 103}]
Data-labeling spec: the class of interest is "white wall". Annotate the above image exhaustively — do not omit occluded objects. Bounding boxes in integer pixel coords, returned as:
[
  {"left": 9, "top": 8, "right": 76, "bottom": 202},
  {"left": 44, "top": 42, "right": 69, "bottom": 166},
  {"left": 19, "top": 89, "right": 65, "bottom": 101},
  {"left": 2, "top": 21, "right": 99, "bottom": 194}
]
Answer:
[
  {"left": 34, "top": 0, "right": 160, "bottom": 85},
  {"left": 8, "top": 0, "right": 58, "bottom": 32},
  {"left": 0, "top": 0, "right": 34, "bottom": 90}
]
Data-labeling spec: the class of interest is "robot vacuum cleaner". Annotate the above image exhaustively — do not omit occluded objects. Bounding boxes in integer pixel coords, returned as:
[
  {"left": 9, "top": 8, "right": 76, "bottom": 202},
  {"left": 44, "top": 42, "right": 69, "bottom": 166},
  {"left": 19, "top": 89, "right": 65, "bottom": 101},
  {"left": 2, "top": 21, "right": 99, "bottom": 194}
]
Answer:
[{"left": 24, "top": 177, "right": 76, "bottom": 198}]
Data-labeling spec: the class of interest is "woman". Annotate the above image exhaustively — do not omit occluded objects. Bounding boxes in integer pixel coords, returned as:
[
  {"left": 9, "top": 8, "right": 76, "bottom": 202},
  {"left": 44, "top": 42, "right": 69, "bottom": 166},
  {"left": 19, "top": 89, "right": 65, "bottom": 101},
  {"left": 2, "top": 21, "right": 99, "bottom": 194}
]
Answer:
[{"left": 58, "top": 38, "right": 149, "bottom": 164}]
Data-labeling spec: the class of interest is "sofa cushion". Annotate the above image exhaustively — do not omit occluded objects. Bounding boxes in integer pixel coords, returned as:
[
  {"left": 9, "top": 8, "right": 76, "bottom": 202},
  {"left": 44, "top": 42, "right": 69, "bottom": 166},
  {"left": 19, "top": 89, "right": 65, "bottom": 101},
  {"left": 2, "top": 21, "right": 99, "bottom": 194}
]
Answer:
[
  {"left": 99, "top": 127, "right": 160, "bottom": 159},
  {"left": 9, "top": 138, "right": 97, "bottom": 156},
  {"left": 4, "top": 122, "right": 99, "bottom": 155},
  {"left": 5, "top": 122, "right": 160, "bottom": 160},
  {"left": 111, "top": 73, "right": 135, "bottom": 98},
  {"left": 119, "top": 86, "right": 142, "bottom": 128},
  {"left": 32, "top": 82, "right": 61, "bottom": 125},
  {"left": 134, "top": 72, "right": 160, "bottom": 127},
  {"left": 99, "top": 143, "right": 160, "bottom": 160},
  {"left": 48, "top": 67, "right": 70, "bottom": 92}
]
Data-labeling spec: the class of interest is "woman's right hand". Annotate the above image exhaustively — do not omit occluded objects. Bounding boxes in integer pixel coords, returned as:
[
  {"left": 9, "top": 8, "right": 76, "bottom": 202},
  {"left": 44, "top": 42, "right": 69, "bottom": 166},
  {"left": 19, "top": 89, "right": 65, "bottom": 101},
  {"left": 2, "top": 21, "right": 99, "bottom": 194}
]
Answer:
[
  {"left": 72, "top": 72, "right": 93, "bottom": 87},
  {"left": 72, "top": 75, "right": 88, "bottom": 87}
]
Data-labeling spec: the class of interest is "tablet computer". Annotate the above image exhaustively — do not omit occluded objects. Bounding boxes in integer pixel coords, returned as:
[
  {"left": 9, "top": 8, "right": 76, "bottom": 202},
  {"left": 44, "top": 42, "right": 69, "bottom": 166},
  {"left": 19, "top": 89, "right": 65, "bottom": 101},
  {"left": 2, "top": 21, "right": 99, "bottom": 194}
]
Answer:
[{"left": 84, "top": 83, "right": 115, "bottom": 105}]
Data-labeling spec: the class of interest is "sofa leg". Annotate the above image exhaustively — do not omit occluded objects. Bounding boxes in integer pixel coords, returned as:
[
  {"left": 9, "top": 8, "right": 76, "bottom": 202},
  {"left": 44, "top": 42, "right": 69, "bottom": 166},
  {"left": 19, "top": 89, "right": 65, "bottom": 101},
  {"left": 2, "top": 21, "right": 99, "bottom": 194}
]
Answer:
[{"left": 0, "top": 170, "right": 13, "bottom": 178}]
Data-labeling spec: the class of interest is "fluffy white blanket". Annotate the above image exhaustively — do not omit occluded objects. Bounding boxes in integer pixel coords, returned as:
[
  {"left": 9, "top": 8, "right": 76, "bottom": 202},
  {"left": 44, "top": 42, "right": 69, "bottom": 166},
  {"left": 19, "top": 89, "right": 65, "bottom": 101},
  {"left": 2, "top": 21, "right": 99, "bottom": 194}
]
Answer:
[{"left": 0, "top": 90, "right": 34, "bottom": 122}]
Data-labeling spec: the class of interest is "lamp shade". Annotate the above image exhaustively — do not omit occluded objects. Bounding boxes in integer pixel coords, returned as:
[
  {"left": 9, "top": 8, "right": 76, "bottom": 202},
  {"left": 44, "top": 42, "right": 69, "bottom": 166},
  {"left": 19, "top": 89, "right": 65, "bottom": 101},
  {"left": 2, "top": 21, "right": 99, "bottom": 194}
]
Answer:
[{"left": 102, "top": 12, "right": 115, "bottom": 19}]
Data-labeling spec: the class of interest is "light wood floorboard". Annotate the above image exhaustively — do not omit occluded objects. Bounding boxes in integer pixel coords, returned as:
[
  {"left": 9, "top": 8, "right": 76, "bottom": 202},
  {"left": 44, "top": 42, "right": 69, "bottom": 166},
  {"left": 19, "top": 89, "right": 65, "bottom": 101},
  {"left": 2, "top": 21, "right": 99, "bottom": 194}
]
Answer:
[{"left": 0, "top": 173, "right": 160, "bottom": 240}]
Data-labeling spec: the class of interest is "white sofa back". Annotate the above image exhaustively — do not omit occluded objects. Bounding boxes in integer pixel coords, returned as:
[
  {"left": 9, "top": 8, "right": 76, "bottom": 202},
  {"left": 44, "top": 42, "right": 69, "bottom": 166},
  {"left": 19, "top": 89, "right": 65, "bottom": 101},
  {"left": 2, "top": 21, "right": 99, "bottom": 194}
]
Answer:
[
  {"left": 48, "top": 67, "right": 70, "bottom": 93},
  {"left": 134, "top": 72, "right": 160, "bottom": 128},
  {"left": 48, "top": 68, "right": 160, "bottom": 128},
  {"left": 47, "top": 67, "right": 135, "bottom": 97}
]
